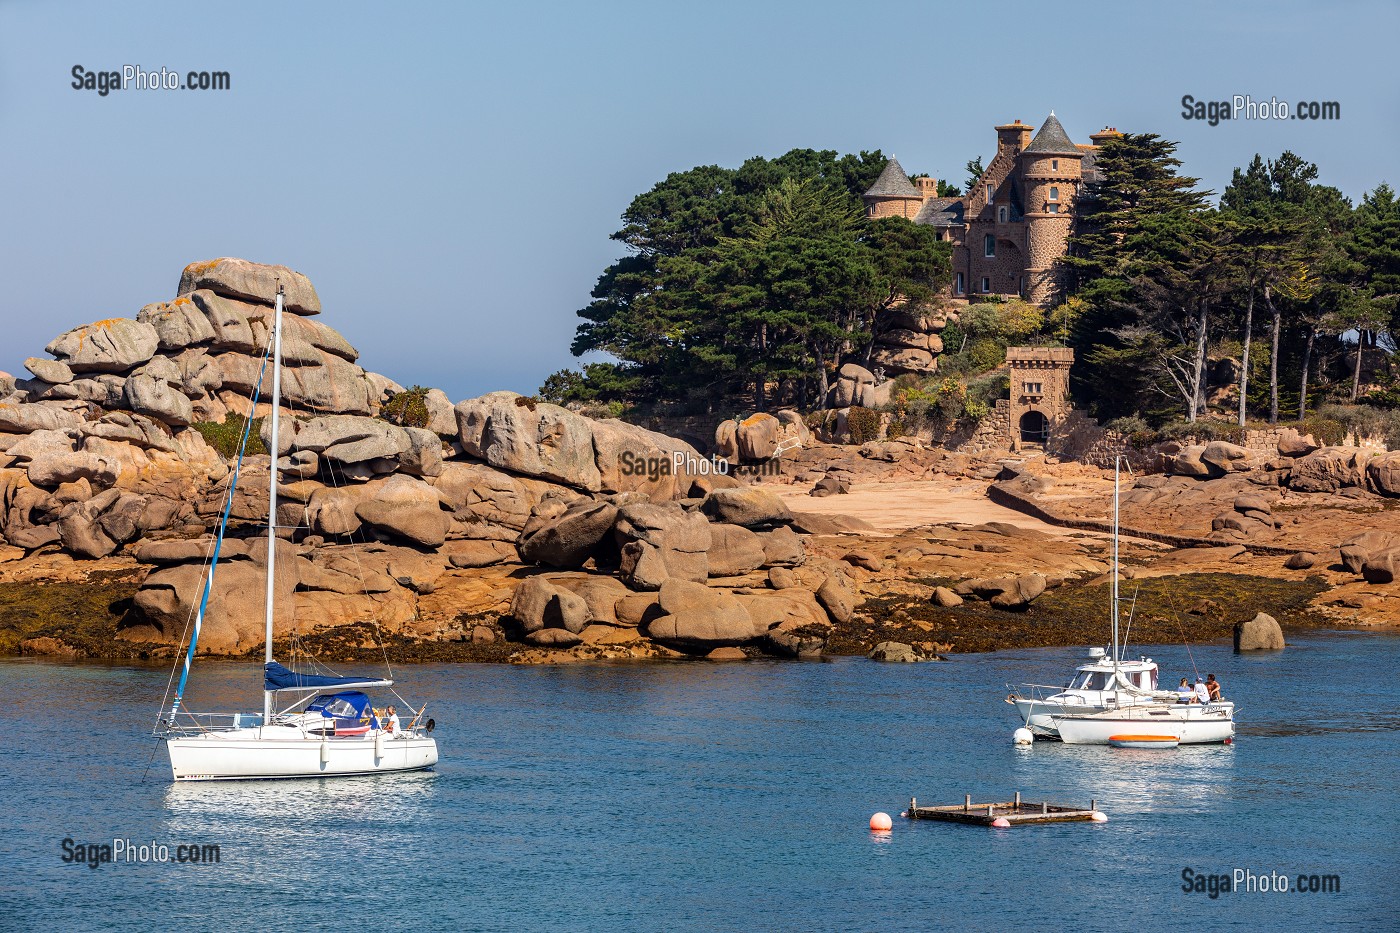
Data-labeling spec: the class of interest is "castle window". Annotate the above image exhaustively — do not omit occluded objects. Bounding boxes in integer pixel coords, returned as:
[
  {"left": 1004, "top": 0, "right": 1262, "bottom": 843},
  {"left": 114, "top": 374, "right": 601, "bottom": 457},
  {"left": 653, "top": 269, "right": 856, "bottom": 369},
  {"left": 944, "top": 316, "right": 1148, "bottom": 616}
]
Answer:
[
  {"left": 984, "top": 234, "right": 995, "bottom": 258},
  {"left": 1051, "top": 159, "right": 1059, "bottom": 171},
  {"left": 955, "top": 272, "right": 964, "bottom": 294},
  {"left": 998, "top": 206, "right": 1008, "bottom": 223},
  {"left": 981, "top": 277, "right": 991, "bottom": 293},
  {"left": 1047, "top": 204, "right": 1060, "bottom": 214},
  {"left": 985, "top": 183, "right": 993, "bottom": 203},
  {"left": 1049, "top": 186, "right": 1060, "bottom": 201},
  {"left": 1024, "top": 382, "right": 1043, "bottom": 395}
]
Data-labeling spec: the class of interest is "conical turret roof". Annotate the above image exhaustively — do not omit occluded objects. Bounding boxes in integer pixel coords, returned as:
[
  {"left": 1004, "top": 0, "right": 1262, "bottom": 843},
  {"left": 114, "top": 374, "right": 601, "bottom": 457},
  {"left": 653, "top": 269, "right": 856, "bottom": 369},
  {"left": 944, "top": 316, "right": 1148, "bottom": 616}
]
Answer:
[
  {"left": 1023, "top": 113, "right": 1082, "bottom": 156},
  {"left": 863, "top": 157, "right": 921, "bottom": 198}
]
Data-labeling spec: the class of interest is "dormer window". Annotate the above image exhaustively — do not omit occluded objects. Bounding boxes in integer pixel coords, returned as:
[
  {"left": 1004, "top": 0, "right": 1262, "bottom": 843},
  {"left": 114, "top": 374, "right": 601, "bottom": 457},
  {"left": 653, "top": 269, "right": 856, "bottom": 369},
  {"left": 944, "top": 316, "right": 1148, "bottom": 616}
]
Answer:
[
  {"left": 984, "top": 234, "right": 996, "bottom": 258},
  {"left": 998, "top": 206, "right": 1008, "bottom": 223}
]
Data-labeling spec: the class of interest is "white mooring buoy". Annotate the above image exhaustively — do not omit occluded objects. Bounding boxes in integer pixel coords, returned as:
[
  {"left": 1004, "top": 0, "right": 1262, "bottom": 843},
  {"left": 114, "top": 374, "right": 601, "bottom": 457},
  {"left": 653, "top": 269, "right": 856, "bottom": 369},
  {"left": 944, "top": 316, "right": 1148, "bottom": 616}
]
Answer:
[{"left": 1013, "top": 728, "right": 1034, "bottom": 746}]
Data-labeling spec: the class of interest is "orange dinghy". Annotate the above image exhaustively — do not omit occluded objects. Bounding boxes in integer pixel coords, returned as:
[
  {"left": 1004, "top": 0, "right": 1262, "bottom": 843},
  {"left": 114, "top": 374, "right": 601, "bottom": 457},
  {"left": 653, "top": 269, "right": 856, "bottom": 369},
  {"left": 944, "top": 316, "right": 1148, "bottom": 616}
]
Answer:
[{"left": 1108, "top": 734, "right": 1180, "bottom": 749}]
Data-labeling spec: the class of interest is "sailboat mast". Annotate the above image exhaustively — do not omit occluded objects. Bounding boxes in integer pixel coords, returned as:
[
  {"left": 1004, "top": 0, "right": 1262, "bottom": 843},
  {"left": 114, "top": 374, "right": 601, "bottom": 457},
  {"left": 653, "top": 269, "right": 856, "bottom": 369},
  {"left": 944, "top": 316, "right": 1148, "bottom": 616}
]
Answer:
[
  {"left": 1111, "top": 456, "right": 1121, "bottom": 670},
  {"left": 263, "top": 286, "right": 284, "bottom": 723}
]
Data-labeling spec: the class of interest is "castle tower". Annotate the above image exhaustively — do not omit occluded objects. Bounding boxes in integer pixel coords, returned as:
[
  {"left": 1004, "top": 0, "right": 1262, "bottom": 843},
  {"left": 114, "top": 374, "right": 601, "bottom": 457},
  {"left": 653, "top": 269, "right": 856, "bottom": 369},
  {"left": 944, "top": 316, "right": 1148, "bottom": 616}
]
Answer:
[
  {"left": 1018, "top": 113, "right": 1084, "bottom": 305},
  {"left": 863, "top": 157, "right": 925, "bottom": 220},
  {"left": 1006, "top": 346, "right": 1074, "bottom": 451}
]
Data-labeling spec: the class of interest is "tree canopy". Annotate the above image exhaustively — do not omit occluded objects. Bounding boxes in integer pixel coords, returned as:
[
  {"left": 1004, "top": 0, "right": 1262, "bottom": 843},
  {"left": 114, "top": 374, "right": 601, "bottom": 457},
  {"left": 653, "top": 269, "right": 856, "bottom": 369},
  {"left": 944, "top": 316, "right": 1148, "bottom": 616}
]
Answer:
[{"left": 558, "top": 148, "right": 951, "bottom": 410}]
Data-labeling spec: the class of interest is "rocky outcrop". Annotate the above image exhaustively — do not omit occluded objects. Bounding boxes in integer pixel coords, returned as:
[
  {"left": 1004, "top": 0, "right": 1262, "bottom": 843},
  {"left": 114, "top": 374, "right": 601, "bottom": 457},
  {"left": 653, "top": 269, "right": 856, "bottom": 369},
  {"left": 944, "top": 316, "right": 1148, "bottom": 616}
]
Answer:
[
  {"left": 354, "top": 474, "right": 451, "bottom": 548},
  {"left": 3, "top": 256, "right": 845, "bottom": 664},
  {"left": 1234, "top": 612, "right": 1285, "bottom": 651},
  {"left": 868, "top": 641, "right": 919, "bottom": 662},
  {"left": 735, "top": 413, "right": 780, "bottom": 460},
  {"left": 827, "top": 363, "right": 890, "bottom": 409},
  {"left": 613, "top": 500, "right": 710, "bottom": 589},
  {"left": 518, "top": 500, "right": 619, "bottom": 568},
  {"left": 45, "top": 319, "right": 159, "bottom": 374},
  {"left": 1339, "top": 531, "right": 1400, "bottom": 584},
  {"left": 700, "top": 487, "right": 792, "bottom": 528},
  {"left": 646, "top": 579, "right": 754, "bottom": 647},
  {"left": 1276, "top": 429, "right": 1319, "bottom": 458},
  {"left": 1288, "top": 447, "right": 1371, "bottom": 493},
  {"left": 954, "top": 572, "right": 1047, "bottom": 610},
  {"left": 177, "top": 257, "right": 321, "bottom": 316},
  {"left": 867, "top": 305, "right": 956, "bottom": 375},
  {"left": 1367, "top": 451, "right": 1400, "bottom": 497}
]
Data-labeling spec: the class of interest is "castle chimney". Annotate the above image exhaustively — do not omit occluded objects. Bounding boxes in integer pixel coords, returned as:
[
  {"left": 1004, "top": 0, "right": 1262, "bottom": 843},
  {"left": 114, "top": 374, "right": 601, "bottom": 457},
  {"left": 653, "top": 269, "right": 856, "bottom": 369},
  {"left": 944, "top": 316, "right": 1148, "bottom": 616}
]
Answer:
[
  {"left": 914, "top": 176, "right": 939, "bottom": 202},
  {"left": 1089, "top": 126, "right": 1123, "bottom": 146},
  {"left": 995, "top": 119, "right": 1033, "bottom": 153}
]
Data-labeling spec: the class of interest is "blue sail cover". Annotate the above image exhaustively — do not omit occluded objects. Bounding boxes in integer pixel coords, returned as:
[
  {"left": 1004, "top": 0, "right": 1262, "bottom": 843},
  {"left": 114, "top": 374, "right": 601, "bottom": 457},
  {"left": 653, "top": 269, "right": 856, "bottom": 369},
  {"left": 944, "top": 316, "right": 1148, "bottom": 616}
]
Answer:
[
  {"left": 263, "top": 661, "right": 391, "bottom": 692},
  {"left": 306, "top": 692, "right": 373, "bottom": 719}
]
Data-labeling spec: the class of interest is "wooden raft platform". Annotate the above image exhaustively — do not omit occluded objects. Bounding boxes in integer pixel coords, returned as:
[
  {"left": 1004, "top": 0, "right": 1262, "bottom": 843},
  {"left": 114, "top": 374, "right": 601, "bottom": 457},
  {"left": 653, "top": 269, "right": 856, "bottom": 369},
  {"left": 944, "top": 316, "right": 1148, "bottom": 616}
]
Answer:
[{"left": 906, "top": 792, "right": 1101, "bottom": 826}]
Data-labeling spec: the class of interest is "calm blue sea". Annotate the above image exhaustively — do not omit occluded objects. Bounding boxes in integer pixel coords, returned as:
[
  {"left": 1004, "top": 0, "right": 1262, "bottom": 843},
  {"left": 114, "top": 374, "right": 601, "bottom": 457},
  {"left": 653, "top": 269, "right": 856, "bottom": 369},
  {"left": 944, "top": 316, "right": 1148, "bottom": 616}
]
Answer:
[{"left": 1, "top": 632, "right": 1397, "bottom": 932}]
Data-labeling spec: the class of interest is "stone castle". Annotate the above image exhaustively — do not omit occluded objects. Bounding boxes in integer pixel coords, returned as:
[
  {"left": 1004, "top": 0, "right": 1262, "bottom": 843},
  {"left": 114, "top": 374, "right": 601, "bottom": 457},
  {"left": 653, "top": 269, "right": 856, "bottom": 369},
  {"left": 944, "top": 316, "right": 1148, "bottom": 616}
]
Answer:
[{"left": 863, "top": 113, "right": 1120, "bottom": 306}]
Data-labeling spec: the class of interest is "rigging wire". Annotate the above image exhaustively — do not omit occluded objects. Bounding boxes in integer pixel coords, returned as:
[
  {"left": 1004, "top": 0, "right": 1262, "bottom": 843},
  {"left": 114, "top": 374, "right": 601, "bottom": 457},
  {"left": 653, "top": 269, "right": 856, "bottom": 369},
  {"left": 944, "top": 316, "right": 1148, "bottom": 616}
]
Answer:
[{"left": 155, "top": 334, "right": 273, "bottom": 730}]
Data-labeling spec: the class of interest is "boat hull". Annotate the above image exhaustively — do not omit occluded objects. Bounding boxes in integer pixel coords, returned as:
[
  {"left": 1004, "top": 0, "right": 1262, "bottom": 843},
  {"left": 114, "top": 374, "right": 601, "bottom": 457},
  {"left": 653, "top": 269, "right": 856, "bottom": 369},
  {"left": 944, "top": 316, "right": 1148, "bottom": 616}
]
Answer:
[
  {"left": 1108, "top": 734, "right": 1181, "bottom": 749},
  {"left": 1011, "top": 694, "right": 1171, "bottom": 740},
  {"left": 1013, "top": 698, "right": 1102, "bottom": 738},
  {"left": 167, "top": 726, "right": 438, "bottom": 781},
  {"left": 1055, "top": 704, "right": 1234, "bottom": 745}
]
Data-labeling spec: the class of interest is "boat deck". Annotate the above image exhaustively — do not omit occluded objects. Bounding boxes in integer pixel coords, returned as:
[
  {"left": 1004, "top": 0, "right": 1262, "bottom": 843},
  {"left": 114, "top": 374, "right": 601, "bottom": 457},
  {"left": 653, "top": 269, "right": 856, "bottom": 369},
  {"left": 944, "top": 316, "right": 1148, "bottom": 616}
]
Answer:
[{"left": 905, "top": 792, "right": 1102, "bottom": 826}]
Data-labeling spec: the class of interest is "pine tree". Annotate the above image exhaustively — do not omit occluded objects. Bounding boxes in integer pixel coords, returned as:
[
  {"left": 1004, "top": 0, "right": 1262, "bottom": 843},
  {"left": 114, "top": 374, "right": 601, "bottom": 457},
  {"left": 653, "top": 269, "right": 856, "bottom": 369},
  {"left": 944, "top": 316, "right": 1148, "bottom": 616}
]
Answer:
[{"left": 1063, "top": 133, "right": 1213, "bottom": 420}]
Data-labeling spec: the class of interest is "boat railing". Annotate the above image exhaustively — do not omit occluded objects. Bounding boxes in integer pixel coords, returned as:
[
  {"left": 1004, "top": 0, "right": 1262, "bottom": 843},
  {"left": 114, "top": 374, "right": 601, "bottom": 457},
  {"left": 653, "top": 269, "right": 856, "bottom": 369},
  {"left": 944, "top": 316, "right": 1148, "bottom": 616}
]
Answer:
[
  {"left": 1007, "top": 682, "right": 1082, "bottom": 703},
  {"left": 156, "top": 711, "right": 264, "bottom": 736}
]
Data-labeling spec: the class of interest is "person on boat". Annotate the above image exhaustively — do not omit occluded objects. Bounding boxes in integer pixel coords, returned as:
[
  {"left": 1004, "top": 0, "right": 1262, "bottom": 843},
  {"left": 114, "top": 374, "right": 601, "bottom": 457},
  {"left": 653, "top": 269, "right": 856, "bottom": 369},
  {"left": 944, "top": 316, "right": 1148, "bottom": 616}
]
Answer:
[
  {"left": 1206, "top": 674, "right": 1222, "bottom": 701},
  {"left": 385, "top": 705, "right": 400, "bottom": 735},
  {"left": 1177, "top": 678, "right": 1197, "bottom": 703},
  {"left": 1194, "top": 678, "right": 1210, "bottom": 704}
]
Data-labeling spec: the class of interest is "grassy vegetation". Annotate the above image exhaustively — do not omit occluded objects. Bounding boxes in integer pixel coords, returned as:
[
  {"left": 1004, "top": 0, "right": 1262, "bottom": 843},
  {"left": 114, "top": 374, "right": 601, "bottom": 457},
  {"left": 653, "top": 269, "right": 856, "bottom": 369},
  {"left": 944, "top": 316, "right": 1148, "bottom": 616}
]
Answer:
[
  {"left": 193, "top": 413, "right": 267, "bottom": 458},
  {"left": 0, "top": 574, "right": 151, "bottom": 657},
  {"left": 827, "top": 572, "right": 1332, "bottom": 656},
  {"left": 264, "top": 616, "right": 519, "bottom": 664}
]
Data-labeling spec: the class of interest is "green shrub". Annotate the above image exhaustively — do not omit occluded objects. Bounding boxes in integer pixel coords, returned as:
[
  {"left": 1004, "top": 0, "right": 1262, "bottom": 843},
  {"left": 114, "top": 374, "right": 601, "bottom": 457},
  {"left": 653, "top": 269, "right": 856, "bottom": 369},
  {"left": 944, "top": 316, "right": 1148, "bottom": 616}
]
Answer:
[
  {"left": 380, "top": 385, "right": 431, "bottom": 428},
  {"left": 967, "top": 338, "right": 1005, "bottom": 372},
  {"left": 1313, "top": 403, "right": 1400, "bottom": 448},
  {"left": 194, "top": 413, "right": 267, "bottom": 459},
  {"left": 1295, "top": 417, "right": 1346, "bottom": 447},
  {"left": 1106, "top": 415, "right": 1150, "bottom": 435},
  {"left": 847, "top": 406, "right": 881, "bottom": 444}
]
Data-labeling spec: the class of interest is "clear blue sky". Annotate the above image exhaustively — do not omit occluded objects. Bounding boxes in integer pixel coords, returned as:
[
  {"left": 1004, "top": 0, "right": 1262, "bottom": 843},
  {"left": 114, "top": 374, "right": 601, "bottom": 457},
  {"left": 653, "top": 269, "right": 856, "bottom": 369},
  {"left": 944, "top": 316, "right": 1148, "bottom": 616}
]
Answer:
[{"left": 2, "top": 0, "right": 1396, "bottom": 402}]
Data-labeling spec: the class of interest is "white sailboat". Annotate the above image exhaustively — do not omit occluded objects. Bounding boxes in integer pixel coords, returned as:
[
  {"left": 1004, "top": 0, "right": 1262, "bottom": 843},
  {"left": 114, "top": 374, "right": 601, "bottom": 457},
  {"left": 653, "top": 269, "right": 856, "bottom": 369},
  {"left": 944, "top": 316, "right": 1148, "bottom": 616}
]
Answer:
[
  {"left": 1006, "top": 457, "right": 1235, "bottom": 745},
  {"left": 156, "top": 286, "right": 439, "bottom": 781}
]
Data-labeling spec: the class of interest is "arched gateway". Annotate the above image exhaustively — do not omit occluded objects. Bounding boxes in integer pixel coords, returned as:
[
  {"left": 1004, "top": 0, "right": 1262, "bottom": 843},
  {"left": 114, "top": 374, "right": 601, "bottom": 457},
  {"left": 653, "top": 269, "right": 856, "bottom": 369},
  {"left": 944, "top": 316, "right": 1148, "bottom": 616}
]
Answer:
[{"left": 1019, "top": 410, "right": 1049, "bottom": 445}]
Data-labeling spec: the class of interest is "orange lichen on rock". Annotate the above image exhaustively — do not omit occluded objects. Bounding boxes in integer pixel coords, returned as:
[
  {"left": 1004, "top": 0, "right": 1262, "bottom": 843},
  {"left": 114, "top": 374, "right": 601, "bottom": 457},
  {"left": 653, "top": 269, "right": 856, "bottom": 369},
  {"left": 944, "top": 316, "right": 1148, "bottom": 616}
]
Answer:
[{"left": 181, "top": 259, "right": 223, "bottom": 278}]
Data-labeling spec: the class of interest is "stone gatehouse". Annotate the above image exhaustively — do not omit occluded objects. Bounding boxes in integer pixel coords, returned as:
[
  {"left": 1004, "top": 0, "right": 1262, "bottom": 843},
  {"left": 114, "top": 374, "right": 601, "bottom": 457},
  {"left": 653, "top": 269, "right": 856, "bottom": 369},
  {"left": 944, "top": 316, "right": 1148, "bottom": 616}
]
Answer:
[{"left": 1006, "top": 346, "right": 1074, "bottom": 451}]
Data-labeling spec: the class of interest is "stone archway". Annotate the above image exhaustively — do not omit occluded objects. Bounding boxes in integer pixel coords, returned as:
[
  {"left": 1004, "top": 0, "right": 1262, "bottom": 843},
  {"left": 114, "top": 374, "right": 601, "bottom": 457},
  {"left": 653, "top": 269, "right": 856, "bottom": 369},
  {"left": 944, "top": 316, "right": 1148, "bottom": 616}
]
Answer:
[{"left": 1019, "top": 410, "right": 1049, "bottom": 446}]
